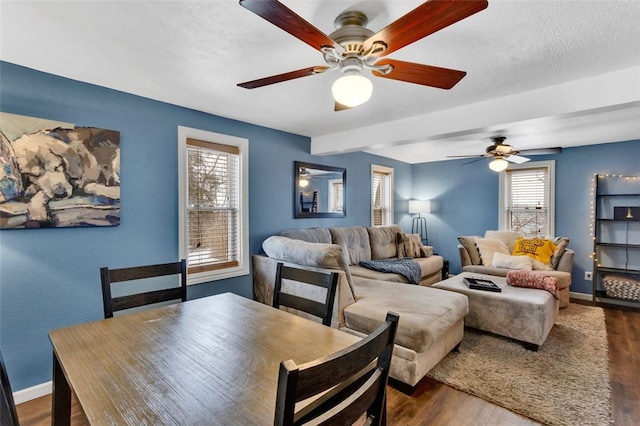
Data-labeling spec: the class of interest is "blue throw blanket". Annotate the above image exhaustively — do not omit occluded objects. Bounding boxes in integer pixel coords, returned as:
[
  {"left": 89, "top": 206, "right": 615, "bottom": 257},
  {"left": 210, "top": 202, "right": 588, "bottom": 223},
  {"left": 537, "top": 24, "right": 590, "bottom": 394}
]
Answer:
[{"left": 358, "top": 258, "right": 422, "bottom": 284}]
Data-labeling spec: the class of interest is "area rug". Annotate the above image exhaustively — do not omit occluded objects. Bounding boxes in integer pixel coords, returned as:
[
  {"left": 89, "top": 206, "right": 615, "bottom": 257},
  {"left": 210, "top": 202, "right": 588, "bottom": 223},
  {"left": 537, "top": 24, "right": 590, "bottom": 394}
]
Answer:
[{"left": 428, "top": 303, "right": 612, "bottom": 426}]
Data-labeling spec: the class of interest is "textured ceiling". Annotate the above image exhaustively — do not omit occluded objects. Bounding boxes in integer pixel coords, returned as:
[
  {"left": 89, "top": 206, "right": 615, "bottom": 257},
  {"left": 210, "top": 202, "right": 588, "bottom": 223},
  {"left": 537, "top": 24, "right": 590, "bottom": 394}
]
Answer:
[{"left": 1, "top": 0, "right": 639, "bottom": 163}]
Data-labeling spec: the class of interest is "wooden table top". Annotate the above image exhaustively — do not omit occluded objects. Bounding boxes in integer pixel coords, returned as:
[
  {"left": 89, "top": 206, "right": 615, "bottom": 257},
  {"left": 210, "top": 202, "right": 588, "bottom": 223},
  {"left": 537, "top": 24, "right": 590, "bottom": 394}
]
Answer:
[{"left": 49, "top": 292, "right": 360, "bottom": 425}]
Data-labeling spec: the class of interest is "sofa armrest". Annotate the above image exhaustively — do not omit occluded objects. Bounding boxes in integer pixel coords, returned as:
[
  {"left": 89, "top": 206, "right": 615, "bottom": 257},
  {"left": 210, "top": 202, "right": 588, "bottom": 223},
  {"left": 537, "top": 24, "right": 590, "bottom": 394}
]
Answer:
[
  {"left": 555, "top": 249, "right": 574, "bottom": 273},
  {"left": 252, "top": 254, "right": 355, "bottom": 329}
]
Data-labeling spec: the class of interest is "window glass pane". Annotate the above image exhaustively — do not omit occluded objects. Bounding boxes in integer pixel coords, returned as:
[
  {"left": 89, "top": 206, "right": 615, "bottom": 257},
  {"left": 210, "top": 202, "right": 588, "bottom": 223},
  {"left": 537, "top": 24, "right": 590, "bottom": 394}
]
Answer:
[
  {"left": 371, "top": 167, "right": 393, "bottom": 226},
  {"left": 187, "top": 143, "right": 239, "bottom": 273},
  {"left": 505, "top": 166, "right": 550, "bottom": 238}
]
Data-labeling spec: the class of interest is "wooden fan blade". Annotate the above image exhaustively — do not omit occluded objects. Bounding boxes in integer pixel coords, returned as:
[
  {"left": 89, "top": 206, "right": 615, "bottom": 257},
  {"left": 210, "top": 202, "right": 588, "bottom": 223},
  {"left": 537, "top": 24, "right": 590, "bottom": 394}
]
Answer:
[
  {"left": 372, "top": 59, "right": 466, "bottom": 89},
  {"left": 363, "top": 0, "right": 488, "bottom": 57},
  {"left": 239, "top": 0, "right": 336, "bottom": 51},
  {"left": 517, "top": 147, "right": 563, "bottom": 155},
  {"left": 238, "top": 66, "right": 329, "bottom": 89},
  {"left": 334, "top": 102, "right": 352, "bottom": 112}
]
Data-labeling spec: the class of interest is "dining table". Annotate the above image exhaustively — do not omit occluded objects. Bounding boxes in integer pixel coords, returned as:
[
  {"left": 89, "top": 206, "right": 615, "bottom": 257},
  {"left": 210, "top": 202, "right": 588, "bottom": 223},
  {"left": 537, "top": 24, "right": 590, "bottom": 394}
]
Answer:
[{"left": 49, "top": 292, "right": 360, "bottom": 425}]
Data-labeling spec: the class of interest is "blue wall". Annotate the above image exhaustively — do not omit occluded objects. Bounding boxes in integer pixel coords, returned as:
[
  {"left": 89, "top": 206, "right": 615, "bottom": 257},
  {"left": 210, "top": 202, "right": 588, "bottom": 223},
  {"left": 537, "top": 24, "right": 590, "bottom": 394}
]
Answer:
[
  {"left": 0, "top": 62, "right": 411, "bottom": 391},
  {"left": 2, "top": 60, "right": 638, "bottom": 394},
  {"left": 412, "top": 140, "right": 640, "bottom": 294}
]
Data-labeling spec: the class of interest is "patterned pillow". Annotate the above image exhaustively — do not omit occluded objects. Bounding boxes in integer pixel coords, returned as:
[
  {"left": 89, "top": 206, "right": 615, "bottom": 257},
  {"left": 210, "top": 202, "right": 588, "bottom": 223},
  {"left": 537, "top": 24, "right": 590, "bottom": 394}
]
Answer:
[
  {"left": 551, "top": 237, "right": 570, "bottom": 269},
  {"left": 506, "top": 270, "right": 559, "bottom": 298},
  {"left": 512, "top": 238, "right": 557, "bottom": 268},
  {"left": 396, "top": 232, "right": 423, "bottom": 258},
  {"left": 458, "top": 235, "right": 482, "bottom": 265}
]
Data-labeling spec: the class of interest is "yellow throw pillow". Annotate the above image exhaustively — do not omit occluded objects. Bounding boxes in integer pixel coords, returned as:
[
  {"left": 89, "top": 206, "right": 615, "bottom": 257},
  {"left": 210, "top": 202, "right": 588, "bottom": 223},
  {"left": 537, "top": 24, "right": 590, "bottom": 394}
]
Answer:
[{"left": 512, "top": 238, "right": 557, "bottom": 267}]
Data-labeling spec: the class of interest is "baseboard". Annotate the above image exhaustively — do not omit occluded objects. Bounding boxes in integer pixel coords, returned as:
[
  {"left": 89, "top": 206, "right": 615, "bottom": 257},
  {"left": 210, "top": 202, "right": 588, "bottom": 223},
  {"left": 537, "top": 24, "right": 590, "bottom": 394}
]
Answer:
[
  {"left": 13, "top": 381, "right": 51, "bottom": 405},
  {"left": 570, "top": 291, "right": 593, "bottom": 301}
]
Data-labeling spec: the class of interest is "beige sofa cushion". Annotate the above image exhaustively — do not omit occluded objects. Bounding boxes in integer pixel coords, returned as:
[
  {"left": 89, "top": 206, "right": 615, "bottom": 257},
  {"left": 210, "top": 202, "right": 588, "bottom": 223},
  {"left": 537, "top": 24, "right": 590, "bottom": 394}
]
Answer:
[
  {"left": 345, "top": 278, "right": 468, "bottom": 353},
  {"left": 491, "top": 252, "right": 533, "bottom": 271},
  {"left": 330, "top": 226, "right": 371, "bottom": 265},
  {"left": 367, "top": 225, "right": 402, "bottom": 259},
  {"left": 349, "top": 256, "right": 443, "bottom": 285},
  {"left": 262, "top": 236, "right": 354, "bottom": 296},
  {"left": 280, "top": 227, "right": 332, "bottom": 244}
]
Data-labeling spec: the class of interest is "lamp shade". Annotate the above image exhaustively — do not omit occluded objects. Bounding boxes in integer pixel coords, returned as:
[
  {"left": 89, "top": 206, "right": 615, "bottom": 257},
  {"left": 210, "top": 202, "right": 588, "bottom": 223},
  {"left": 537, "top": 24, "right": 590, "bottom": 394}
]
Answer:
[
  {"left": 331, "top": 73, "right": 373, "bottom": 107},
  {"left": 489, "top": 158, "right": 508, "bottom": 172},
  {"left": 408, "top": 200, "right": 431, "bottom": 214}
]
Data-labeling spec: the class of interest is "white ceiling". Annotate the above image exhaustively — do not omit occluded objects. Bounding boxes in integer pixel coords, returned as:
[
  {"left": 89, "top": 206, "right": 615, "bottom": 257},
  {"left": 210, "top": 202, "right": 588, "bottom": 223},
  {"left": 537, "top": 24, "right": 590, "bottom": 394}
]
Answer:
[{"left": 1, "top": 0, "right": 639, "bottom": 164}]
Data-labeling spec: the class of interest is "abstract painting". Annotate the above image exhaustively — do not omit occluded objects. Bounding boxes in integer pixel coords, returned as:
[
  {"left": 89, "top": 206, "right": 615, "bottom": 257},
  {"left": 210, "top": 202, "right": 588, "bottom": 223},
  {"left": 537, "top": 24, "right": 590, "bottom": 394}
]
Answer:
[{"left": 0, "top": 112, "right": 120, "bottom": 229}]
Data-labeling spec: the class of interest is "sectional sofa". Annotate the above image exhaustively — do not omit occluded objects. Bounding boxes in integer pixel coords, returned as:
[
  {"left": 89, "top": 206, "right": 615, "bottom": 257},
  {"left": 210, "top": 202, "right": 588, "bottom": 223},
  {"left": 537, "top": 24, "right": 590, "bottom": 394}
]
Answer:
[{"left": 253, "top": 225, "right": 468, "bottom": 389}]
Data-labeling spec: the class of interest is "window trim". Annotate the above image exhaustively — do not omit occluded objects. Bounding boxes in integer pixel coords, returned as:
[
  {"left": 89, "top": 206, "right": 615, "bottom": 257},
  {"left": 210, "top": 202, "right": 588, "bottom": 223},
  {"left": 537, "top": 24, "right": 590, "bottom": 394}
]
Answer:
[
  {"left": 178, "top": 126, "right": 249, "bottom": 285},
  {"left": 371, "top": 164, "right": 395, "bottom": 226},
  {"left": 498, "top": 160, "right": 555, "bottom": 237}
]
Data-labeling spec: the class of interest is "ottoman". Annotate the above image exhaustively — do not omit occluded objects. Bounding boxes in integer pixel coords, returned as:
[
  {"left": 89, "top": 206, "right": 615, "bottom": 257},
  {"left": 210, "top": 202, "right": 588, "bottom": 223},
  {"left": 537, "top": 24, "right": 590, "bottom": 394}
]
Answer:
[{"left": 432, "top": 272, "right": 559, "bottom": 350}]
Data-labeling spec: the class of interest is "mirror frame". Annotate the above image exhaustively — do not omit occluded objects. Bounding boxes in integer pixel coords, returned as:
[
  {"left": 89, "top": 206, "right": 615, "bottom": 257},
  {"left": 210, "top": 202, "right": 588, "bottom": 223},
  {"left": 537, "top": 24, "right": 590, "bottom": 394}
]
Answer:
[{"left": 294, "top": 161, "right": 346, "bottom": 219}]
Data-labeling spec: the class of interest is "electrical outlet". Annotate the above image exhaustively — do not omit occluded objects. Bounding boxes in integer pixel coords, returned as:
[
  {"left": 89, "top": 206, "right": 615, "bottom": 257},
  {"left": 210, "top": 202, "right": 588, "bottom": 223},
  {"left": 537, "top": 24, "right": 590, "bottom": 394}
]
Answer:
[{"left": 585, "top": 271, "right": 593, "bottom": 281}]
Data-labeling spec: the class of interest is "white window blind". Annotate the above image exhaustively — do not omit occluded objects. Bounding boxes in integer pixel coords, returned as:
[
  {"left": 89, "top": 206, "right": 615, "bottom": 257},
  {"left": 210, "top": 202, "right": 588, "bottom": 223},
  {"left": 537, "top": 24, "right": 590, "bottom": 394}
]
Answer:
[
  {"left": 371, "top": 165, "right": 394, "bottom": 226},
  {"left": 504, "top": 164, "right": 552, "bottom": 238},
  {"left": 329, "top": 180, "right": 343, "bottom": 212},
  {"left": 186, "top": 138, "right": 240, "bottom": 274}
]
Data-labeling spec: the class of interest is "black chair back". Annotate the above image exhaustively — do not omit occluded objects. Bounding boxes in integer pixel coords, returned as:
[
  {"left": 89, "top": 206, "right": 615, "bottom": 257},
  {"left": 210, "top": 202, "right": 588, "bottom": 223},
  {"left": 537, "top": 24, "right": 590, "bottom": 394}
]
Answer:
[
  {"left": 273, "top": 263, "right": 339, "bottom": 326},
  {"left": 100, "top": 259, "right": 187, "bottom": 319},
  {"left": 274, "top": 311, "right": 399, "bottom": 426},
  {"left": 1, "top": 350, "right": 19, "bottom": 426}
]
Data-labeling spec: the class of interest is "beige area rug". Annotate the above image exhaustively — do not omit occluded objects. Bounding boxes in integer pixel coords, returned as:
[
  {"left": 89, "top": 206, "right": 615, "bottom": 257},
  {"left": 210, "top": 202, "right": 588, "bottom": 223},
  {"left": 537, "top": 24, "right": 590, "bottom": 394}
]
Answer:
[{"left": 428, "top": 304, "right": 611, "bottom": 426}]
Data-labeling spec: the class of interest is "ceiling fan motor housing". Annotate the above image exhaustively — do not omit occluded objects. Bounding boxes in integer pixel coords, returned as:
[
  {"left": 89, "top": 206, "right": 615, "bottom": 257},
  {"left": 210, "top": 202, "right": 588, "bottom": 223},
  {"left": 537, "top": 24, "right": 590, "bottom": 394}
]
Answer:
[{"left": 329, "top": 11, "right": 375, "bottom": 54}]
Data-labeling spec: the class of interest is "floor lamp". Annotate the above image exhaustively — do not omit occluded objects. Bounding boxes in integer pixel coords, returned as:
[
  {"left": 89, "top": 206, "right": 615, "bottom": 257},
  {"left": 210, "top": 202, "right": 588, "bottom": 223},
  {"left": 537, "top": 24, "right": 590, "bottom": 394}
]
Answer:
[{"left": 409, "top": 200, "right": 431, "bottom": 245}]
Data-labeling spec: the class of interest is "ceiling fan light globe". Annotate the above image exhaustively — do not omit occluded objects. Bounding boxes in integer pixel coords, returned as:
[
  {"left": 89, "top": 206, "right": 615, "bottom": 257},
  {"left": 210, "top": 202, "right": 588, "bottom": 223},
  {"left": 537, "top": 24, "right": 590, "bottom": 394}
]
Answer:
[
  {"left": 332, "top": 74, "right": 373, "bottom": 107},
  {"left": 489, "top": 158, "right": 508, "bottom": 172}
]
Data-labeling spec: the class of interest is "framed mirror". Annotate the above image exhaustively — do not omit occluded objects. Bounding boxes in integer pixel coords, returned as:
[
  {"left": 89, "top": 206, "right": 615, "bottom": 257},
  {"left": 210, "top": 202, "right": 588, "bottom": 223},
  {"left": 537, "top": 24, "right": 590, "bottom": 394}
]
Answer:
[{"left": 294, "top": 161, "right": 346, "bottom": 218}]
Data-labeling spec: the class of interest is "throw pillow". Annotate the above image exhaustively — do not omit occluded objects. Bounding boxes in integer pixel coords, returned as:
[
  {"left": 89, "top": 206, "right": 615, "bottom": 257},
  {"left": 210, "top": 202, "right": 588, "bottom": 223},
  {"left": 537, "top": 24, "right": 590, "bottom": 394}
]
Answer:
[
  {"left": 474, "top": 237, "right": 510, "bottom": 266},
  {"left": 396, "top": 232, "right": 423, "bottom": 258},
  {"left": 506, "top": 270, "right": 559, "bottom": 298},
  {"left": 484, "top": 230, "right": 524, "bottom": 253},
  {"left": 491, "top": 252, "right": 533, "bottom": 270},
  {"left": 458, "top": 236, "right": 482, "bottom": 265},
  {"left": 512, "top": 237, "right": 557, "bottom": 268},
  {"left": 551, "top": 237, "right": 570, "bottom": 269}
]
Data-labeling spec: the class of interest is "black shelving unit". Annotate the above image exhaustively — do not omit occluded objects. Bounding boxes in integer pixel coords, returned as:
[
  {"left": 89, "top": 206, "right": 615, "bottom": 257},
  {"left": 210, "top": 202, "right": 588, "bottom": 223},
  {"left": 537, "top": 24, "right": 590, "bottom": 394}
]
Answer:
[{"left": 592, "top": 174, "right": 640, "bottom": 309}]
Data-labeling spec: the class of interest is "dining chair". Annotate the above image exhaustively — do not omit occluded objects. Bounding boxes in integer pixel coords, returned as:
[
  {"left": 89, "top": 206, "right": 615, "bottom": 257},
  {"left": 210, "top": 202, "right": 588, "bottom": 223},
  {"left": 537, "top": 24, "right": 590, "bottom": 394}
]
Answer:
[
  {"left": 274, "top": 311, "right": 399, "bottom": 426},
  {"left": 1, "top": 350, "right": 20, "bottom": 426},
  {"left": 273, "top": 262, "right": 339, "bottom": 326},
  {"left": 100, "top": 259, "right": 187, "bottom": 319}
]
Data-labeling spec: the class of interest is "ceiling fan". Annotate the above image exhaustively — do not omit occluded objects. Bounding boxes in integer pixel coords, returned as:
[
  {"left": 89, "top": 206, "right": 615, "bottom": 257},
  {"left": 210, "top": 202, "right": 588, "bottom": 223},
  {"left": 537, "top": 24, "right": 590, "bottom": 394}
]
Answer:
[
  {"left": 448, "top": 136, "right": 563, "bottom": 171},
  {"left": 237, "top": 0, "right": 489, "bottom": 110}
]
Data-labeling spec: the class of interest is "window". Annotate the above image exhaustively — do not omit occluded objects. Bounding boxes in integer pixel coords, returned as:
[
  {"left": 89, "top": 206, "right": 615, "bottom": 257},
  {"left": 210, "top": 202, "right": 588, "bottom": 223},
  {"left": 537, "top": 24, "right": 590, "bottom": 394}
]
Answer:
[
  {"left": 371, "top": 165, "right": 394, "bottom": 226},
  {"left": 328, "top": 179, "right": 343, "bottom": 212},
  {"left": 499, "top": 160, "right": 555, "bottom": 238},
  {"left": 178, "top": 126, "right": 249, "bottom": 284}
]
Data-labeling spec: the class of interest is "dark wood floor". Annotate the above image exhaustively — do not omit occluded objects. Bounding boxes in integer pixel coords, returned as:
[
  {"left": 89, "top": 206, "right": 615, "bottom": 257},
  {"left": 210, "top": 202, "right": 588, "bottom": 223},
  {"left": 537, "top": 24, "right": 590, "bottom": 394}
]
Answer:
[{"left": 16, "top": 304, "right": 640, "bottom": 426}]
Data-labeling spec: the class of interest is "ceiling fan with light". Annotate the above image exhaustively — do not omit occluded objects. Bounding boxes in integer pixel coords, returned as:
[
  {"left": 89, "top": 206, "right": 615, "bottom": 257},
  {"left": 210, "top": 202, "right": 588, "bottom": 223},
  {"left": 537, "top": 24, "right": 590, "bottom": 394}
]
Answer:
[
  {"left": 448, "top": 136, "right": 563, "bottom": 171},
  {"left": 237, "top": 0, "right": 489, "bottom": 110}
]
